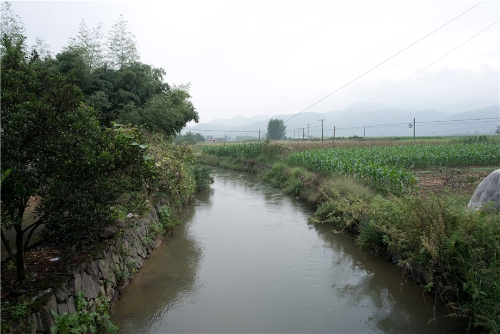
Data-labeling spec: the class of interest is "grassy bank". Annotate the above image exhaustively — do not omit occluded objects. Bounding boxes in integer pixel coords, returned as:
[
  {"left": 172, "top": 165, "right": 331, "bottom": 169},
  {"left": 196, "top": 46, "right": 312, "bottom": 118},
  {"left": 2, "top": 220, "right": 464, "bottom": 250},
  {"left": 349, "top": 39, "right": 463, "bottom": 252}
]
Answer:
[{"left": 197, "top": 141, "right": 500, "bottom": 333}]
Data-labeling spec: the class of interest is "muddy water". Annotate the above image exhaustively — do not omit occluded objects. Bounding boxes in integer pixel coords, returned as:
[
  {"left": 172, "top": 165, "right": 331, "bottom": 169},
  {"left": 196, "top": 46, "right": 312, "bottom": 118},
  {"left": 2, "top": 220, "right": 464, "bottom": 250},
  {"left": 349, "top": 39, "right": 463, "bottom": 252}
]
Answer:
[{"left": 110, "top": 168, "right": 466, "bottom": 333}]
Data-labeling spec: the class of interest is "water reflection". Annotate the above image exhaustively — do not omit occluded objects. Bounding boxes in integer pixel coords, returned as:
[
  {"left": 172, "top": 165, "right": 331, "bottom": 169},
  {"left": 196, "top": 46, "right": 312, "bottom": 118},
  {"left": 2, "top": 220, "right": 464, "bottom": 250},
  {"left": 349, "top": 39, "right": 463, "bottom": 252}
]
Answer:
[
  {"left": 111, "top": 168, "right": 467, "bottom": 333},
  {"left": 110, "top": 190, "right": 209, "bottom": 332},
  {"left": 313, "top": 217, "right": 467, "bottom": 333}
]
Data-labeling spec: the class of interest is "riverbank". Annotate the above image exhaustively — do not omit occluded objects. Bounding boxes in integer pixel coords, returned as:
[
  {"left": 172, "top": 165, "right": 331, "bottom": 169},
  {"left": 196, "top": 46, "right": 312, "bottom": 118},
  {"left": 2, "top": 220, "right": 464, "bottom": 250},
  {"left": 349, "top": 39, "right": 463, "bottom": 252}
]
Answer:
[
  {"left": 196, "top": 151, "right": 500, "bottom": 333},
  {"left": 1, "top": 138, "right": 214, "bottom": 334},
  {"left": 1, "top": 200, "right": 178, "bottom": 333},
  {"left": 109, "top": 167, "right": 469, "bottom": 333}
]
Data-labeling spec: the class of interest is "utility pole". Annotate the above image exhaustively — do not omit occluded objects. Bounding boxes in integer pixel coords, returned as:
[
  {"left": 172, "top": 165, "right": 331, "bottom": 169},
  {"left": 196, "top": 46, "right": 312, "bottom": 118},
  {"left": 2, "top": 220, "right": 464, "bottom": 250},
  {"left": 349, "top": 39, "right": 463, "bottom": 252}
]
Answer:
[
  {"left": 409, "top": 119, "right": 416, "bottom": 142},
  {"left": 258, "top": 129, "right": 260, "bottom": 142},
  {"left": 364, "top": 126, "right": 366, "bottom": 138},
  {"left": 307, "top": 124, "right": 310, "bottom": 141},
  {"left": 413, "top": 118, "right": 416, "bottom": 142},
  {"left": 302, "top": 128, "right": 305, "bottom": 141},
  {"left": 319, "top": 119, "right": 324, "bottom": 144}
]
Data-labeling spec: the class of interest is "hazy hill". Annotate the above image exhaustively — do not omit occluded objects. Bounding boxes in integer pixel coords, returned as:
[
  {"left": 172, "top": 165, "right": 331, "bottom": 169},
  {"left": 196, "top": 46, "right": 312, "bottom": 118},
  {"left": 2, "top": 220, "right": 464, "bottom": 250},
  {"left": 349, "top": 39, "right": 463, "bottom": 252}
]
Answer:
[{"left": 184, "top": 103, "right": 499, "bottom": 139}]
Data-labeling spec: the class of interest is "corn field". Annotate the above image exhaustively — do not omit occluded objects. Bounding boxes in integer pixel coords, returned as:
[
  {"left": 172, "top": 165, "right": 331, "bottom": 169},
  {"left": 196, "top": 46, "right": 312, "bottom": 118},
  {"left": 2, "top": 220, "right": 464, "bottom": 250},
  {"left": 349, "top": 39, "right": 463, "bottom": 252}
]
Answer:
[
  {"left": 200, "top": 141, "right": 499, "bottom": 195},
  {"left": 200, "top": 142, "right": 264, "bottom": 159},
  {"left": 284, "top": 143, "right": 500, "bottom": 195}
]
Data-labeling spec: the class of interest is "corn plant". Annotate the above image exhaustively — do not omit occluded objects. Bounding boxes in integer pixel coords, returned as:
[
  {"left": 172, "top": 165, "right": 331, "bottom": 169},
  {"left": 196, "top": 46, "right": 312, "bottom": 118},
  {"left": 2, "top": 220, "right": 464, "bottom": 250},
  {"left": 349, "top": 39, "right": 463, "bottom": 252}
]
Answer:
[{"left": 284, "top": 143, "right": 499, "bottom": 195}]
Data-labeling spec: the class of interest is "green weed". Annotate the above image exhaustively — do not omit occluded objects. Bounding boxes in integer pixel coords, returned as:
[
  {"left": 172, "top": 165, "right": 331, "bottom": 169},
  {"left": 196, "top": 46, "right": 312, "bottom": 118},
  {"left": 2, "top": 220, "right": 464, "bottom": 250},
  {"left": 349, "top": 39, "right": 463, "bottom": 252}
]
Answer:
[{"left": 50, "top": 291, "right": 118, "bottom": 334}]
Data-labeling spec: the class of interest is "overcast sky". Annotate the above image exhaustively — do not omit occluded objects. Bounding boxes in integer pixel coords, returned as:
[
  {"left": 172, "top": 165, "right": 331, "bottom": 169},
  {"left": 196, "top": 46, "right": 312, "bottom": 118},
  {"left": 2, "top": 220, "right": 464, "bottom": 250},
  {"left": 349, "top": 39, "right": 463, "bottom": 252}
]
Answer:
[{"left": 8, "top": 0, "right": 500, "bottom": 123}]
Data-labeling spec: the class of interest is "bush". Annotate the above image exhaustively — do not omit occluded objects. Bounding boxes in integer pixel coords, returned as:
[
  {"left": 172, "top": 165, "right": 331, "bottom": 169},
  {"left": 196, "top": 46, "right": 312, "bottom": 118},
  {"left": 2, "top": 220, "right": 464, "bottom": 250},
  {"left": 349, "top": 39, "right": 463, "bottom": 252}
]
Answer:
[
  {"left": 192, "top": 164, "right": 214, "bottom": 192},
  {"left": 308, "top": 193, "right": 371, "bottom": 233},
  {"left": 367, "top": 194, "right": 500, "bottom": 332},
  {"left": 40, "top": 124, "right": 151, "bottom": 250}
]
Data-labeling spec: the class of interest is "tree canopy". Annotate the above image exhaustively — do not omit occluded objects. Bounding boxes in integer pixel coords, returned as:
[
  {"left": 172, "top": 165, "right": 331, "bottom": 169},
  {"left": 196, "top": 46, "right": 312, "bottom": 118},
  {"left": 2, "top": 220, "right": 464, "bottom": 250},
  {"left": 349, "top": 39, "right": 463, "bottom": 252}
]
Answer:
[
  {"left": 107, "top": 14, "right": 139, "bottom": 69},
  {"left": 267, "top": 118, "right": 287, "bottom": 140},
  {"left": 64, "top": 19, "right": 105, "bottom": 71},
  {"left": 1, "top": 7, "right": 202, "bottom": 282},
  {"left": 1, "top": 36, "right": 149, "bottom": 281}
]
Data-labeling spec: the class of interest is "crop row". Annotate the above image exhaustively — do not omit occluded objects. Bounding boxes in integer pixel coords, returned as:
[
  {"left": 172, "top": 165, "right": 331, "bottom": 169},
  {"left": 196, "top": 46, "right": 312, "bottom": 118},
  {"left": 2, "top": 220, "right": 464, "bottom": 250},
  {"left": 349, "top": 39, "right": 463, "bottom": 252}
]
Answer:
[
  {"left": 201, "top": 142, "right": 263, "bottom": 159},
  {"left": 201, "top": 142, "right": 499, "bottom": 195},
  {"left": 284, "top": 143, "right": 500, "bottom": 195}
]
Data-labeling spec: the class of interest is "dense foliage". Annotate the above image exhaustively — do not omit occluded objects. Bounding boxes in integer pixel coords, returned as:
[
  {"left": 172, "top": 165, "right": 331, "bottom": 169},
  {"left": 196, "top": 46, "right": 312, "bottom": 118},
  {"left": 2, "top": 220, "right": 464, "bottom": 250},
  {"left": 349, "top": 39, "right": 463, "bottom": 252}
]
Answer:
[
  {"left": 365, "top": 195, "right": 500, "bottom": 333},
  {"left": 1, "top": 7, "right": 208, "bottom": 284},
  {"left": 174, "top": 131, "right": 205, "bottom": 145},
  {"left": 267, "top": 118, "right": 286, "bottom": 140},
  {"left": 201, "top": 142, "right": 264, "bottom": 159},
  {"left": 0, "top": 36, "right": 150, "bottom": 281}
]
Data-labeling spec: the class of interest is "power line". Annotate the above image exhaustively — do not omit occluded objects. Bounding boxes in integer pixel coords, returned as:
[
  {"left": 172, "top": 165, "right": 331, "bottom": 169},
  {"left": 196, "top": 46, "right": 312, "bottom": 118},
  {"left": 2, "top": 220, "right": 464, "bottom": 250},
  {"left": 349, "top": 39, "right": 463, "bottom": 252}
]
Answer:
[
  {"left": 283, "top": 0, "right": 486, "bottom": 124},
  {"left": 346, "top": 19, "right": 500, "bottom": 113},
  {"left": 188, "top": 117, "right": 498, "bottom": 135},
  {"left": 187, "top": 129, "right": 260, "bottom": 133},
  {"left": 426, "top": 120, "right": 499, "bottom": 126},
  {"left": 418, "top": 117, "right": 499, "bottom": 124}
]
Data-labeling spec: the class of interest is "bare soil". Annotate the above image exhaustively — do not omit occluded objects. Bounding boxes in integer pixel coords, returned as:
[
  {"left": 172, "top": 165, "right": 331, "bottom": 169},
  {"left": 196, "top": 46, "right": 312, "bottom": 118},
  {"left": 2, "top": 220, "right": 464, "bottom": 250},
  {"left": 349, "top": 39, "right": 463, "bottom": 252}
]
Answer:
[{"left": 416, "top": 166, "right": 497, "bottom": 196}]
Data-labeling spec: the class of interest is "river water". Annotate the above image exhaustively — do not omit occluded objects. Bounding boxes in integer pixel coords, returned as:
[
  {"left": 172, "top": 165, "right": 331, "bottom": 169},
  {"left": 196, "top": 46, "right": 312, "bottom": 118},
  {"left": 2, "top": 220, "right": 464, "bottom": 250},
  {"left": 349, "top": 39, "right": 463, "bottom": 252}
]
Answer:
[{"left": 110, "top": 168, "right": 466, "bottom": 333}]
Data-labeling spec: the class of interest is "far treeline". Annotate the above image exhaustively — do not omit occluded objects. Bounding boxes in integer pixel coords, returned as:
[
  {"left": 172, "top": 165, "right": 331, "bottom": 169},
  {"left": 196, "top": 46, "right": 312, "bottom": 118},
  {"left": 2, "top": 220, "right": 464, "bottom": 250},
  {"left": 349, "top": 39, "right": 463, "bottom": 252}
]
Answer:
[{"left": 1, "top": 2, "right": 213, "bottom": 285}]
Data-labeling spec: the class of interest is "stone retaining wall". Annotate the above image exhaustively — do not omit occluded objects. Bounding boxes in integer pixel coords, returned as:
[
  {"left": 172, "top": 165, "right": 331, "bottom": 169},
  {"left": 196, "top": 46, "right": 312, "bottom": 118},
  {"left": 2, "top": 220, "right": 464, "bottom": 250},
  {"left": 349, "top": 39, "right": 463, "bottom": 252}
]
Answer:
[{"left": 10, "top": 204, "right": 164, "bottom": 333}]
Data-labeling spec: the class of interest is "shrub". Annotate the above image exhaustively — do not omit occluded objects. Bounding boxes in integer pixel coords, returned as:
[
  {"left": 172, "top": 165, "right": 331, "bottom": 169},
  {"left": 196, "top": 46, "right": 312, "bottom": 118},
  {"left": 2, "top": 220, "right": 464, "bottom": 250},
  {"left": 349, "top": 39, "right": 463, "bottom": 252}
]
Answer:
[
  {"left": 367, "top": 194, "right": 500, "bottom": 332},
  {"left": 308, "top": 194, "right": 371, "bottom": 233},
  {"left": 192, "top": 164, "right": 214, "bottom": 192}
]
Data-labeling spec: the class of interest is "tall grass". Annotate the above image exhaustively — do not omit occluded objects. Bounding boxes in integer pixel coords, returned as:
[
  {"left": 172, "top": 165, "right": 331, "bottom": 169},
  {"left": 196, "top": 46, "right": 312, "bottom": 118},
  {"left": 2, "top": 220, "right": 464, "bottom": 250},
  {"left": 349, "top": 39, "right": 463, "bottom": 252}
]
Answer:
[{"left": 364, "top": 195, "right": 500, "bottom": 333}]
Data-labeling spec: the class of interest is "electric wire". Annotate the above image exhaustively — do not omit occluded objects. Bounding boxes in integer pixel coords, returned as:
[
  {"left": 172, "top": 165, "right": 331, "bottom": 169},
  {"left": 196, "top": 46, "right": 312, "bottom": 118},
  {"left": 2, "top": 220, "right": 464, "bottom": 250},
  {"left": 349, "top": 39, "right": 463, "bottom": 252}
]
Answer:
[
  {"left": 346, "top": 19, "right": 500, "bottom": 114},
  {"left": 188, "top": 117, "right": 498, "bottom": 137},
  {"left": 283, "top": 0, "right": 486, "bottom": 123}
]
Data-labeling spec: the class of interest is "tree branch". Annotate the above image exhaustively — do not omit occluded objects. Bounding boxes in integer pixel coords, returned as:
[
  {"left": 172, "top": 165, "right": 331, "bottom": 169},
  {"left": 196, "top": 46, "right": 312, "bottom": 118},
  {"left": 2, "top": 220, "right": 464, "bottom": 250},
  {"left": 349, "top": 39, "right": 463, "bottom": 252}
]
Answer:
[
  {"left": 23, "top": 216, "right": 46, "bottom": 251},
  {"left": 1, "top": 228, "right": 16, "bottom": 263}
]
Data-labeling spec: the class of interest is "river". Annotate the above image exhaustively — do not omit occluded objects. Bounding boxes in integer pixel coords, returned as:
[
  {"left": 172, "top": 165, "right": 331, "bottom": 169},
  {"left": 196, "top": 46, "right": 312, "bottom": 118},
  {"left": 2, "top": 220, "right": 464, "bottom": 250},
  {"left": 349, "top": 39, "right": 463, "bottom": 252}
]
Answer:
[{"left": 110, "top": 168, "right": 467, "bottom": 333}]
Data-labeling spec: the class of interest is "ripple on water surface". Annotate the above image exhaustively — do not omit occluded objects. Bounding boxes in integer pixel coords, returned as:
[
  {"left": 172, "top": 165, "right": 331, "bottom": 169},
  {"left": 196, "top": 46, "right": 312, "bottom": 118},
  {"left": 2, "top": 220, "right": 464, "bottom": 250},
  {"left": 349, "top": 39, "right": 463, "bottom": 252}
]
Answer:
[{"left": 111, "top": 169, "right": 468, "bottom": 333}]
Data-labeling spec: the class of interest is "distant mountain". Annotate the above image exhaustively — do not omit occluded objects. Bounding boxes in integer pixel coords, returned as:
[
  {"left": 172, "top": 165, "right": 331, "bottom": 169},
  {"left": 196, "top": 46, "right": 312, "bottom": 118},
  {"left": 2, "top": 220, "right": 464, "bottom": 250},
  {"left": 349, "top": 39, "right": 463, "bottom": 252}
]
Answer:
[
  {"left": 395, "top": 98, "right": 500, "bottom": 114},
  {"left": 341, "top": 101, "right": 393, "bottom": 113},
  {"left": 184, "top": 104, "right": 499, "bottom": 139},
  {"left": 204, "top": 114, "right": 270, "bottom": 127}
]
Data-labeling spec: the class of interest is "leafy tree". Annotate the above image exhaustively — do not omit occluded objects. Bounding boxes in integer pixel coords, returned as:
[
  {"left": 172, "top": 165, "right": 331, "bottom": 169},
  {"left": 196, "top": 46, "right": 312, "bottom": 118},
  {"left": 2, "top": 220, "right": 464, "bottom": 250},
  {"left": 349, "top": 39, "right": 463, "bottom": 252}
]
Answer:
[
  {"left": 1, "top": 2, "right": 51, "bottom": 60},
  {"left": 46, "top": 53, "right": 169, "bottom": 126},
  {"left": 267, "top": 118, "right": 287, "bottom": 140},
  {"left": 51, "top": 49, "right": 92, "bottom": 92},
  {"left": 119, "top": 84, "right": 199, "bottom": 137},
  {"left": 29, "top": 37, "right": 52, "bottom": 60},
  {"left": 106, "top": 14, "right": 139, "bottom": 69},
  {"left": 174, "top": 131, "right": 205, "bottom": 145},
  {"left": 0, "top": 35, "right": 149, "bottom": 282},
  {"left": 0, "top": 1, "right": 25, "bottom": 54},
  {"left": 193, "top": 132, "right": 205, "bottom": 142},
  {"left": 64, "top": 19, "right": 105, "bottom": 71},
  {"left": 496, "top": 125, "right": 500, "bottom": 135}
]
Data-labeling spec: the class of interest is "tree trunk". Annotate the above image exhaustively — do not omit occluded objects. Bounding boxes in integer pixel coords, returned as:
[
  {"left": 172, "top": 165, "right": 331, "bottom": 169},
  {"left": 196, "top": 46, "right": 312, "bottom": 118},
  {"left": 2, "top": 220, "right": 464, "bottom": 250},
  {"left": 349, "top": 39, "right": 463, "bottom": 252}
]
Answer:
[{"left": 14, "top": 222, "right": 26, "bottom": 283}]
